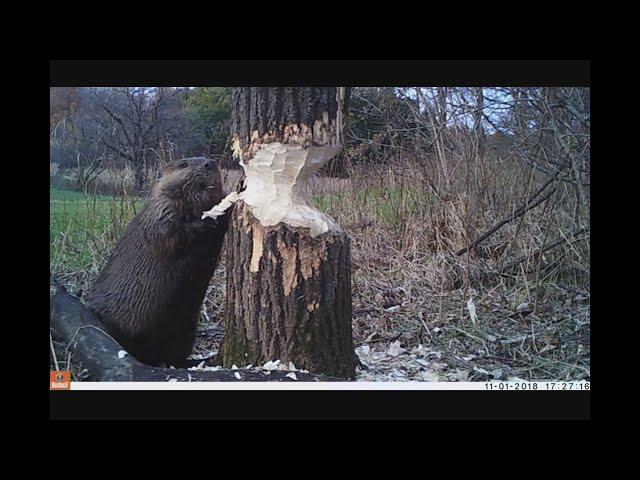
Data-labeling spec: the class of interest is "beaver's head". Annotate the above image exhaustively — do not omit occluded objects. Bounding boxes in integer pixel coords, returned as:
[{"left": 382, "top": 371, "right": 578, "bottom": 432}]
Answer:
[{"left": 153, "top": 157, "right": 225, "bottom": 218}]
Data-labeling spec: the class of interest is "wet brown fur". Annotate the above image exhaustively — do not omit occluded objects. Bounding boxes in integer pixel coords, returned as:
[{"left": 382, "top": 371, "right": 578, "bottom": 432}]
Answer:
[{"left": 85, "top": 158, "right": 229, "bottom": 366}]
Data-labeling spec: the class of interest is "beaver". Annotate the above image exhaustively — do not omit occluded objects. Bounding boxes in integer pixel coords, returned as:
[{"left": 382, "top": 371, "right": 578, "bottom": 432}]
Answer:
[{"left": 85, "top": 157, "right": 229, "bottom": 367}]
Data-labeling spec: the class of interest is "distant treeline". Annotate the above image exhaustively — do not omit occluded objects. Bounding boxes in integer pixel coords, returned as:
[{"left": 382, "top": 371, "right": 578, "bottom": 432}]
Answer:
[{"left": 50, "top": 87, "right": 590, "bottom": 192}]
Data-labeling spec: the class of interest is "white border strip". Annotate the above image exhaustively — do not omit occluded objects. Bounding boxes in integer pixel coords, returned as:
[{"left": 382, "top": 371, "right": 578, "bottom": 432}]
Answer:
[
  {"left": 69, "top": 381, "right": 589, "bottom": 391},
  {"left": 72, "top": 382, "right": 485, "bottom": 390}
]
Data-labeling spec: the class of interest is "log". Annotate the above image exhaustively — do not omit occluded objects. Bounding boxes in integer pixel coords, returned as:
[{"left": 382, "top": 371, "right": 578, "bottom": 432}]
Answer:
[{"left": 49, "top": 281, "right": 337, "bottom": 382}]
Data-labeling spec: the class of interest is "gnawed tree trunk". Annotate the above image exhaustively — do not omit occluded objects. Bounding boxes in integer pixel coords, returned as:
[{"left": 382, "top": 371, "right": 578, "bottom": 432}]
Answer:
[
  {"left": 224, "top": 201, "right": 354, "bottom": 377},
  {"left": 210, "top": 87, "right": 357, "bottom": 379}
]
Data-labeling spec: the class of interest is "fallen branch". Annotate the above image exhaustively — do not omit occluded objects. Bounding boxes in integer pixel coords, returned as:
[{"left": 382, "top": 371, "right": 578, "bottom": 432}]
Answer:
[
  {"left": 499, "top": 228, "right": 588, "bottom": 274},
  {"left": 556, "top": 283, "right": 590, "bottom": 298},
  {"left": 50, "top": 281, "right": 337, "bottom": 382},
  {"left": 456, "top": 185, "right": 557, "bottom": 256}
]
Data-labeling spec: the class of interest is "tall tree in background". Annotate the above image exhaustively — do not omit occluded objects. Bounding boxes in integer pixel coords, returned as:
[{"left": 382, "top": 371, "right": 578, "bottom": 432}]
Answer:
[
  {"left": 86, "top": 87, "right": 190, "bottom": 191},
  {"left": 184, "top": 87, "right": 232, "bottom": 165},
  {"left": 221, "top": 87, "right": 357, "bottom": 378},
  {"left": 436, "top": 87, "right": 448, "bottom": 128},
  {"left": 50, "top": 87, "right": 80, "bottom": 127},
  {"left": 346, "top": 87, "right": 418, "bottom": 163},
  {"left": 50, "top": 88, "right": 109, "bottom": 190},
  {"left": 473, "top": 87, "right": 485, "bottom": 154}
]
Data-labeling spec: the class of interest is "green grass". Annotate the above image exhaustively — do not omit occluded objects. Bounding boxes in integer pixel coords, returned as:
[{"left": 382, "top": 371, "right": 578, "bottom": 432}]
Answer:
[
  {"left": 51, "top": 184, "right": 433, "bottom": 273},
  {"left": 50, "top": 188, "right": 142, "bottom": 273}
]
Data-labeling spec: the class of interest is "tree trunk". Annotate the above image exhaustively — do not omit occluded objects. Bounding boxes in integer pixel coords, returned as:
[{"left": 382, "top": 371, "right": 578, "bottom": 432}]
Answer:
[
  {"left": 437, "top": 87, "right": 448, "bottom": 127},
  {"left": 223, "top": 200, "right": 355, "bottom": 377},
  {"left": 473, "top": 87, "right": 485, "bottom": 155},
  {"left": 321, "top": 149, "right": 350, "bottom": 178},
  {"left": 219, "top": 87, "right": 357, "bottom": 378},
  {"left": 133, "top": 162, "right": 146, "bottom": 193}
]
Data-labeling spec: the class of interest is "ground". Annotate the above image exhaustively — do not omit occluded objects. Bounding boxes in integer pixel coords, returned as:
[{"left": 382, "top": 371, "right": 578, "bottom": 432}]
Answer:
[
  {"left": 192, "top": 263, "right": 590, "bottom": 382},
  {"left": 50, "top": 168, "right": 590, "bottom": 382}
]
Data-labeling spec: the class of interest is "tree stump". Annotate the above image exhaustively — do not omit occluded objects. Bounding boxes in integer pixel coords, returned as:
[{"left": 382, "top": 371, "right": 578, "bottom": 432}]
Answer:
[
  {"left": 206, "top": 87, "right": 357, "bottom": 378},
  {"left": 224, "top": 200, "right": 355, "bottom": 377}
]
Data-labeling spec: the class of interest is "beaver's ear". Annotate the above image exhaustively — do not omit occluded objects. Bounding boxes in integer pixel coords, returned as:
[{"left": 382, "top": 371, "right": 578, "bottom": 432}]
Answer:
[{"left": 161, "top": 160, "right": 188, "bottom": 175}]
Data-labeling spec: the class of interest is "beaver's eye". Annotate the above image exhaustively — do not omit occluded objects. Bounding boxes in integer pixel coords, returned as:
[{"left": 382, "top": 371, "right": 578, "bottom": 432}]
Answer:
[{"left": 178, "top": 161, "right": 189, "bottom": 169}]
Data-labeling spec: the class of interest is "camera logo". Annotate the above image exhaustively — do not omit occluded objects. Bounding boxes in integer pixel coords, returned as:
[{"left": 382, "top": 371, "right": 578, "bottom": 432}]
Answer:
[{"left": 50, "top": 371, "right": 71, "bottom": 390}]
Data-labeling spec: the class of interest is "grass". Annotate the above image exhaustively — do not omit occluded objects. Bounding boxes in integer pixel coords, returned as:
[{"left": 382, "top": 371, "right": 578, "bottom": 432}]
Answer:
[
  {"left": 50, "top": 187, "right": 142, "bottom": 274},
  {"left": 51, "top": 180, "right": 430, "bottom": 274},
  {"left": 314, "top": 186, "right": 433, "bottom": 230}
]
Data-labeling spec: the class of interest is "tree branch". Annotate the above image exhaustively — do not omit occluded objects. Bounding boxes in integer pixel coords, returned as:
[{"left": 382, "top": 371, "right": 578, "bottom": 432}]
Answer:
[
  {"left": 456, "top": 185, "right": 557, "bottom": 256},
  {"left": 498, "top": 228, "right": 589, "bottom": 274}
]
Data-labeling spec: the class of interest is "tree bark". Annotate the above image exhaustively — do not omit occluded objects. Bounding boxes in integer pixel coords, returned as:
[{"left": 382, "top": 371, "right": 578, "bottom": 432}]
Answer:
[
  {"left": 221, "top": 87, "right": 357, "bottom": 378},
  {"left": 223, "top": 201, "right": 355, "bottom": 377},
  {"left": 229, "top": 87, "right": 348, "bottom": 157}
]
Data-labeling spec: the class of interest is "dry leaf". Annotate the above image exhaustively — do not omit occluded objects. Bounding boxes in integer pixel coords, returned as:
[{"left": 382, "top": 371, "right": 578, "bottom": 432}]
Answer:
[
  {"left": 262, "top": 360, "right": 281, "bottom": 371},
  {"left": 419, "top": 370, "right": 440, "bottom": 382},
  {"left": 467, "top": 298, "right": 478, "bottom": 325},
  {"left": 387, "top": 340, "right": 406, "bottom": 357}
]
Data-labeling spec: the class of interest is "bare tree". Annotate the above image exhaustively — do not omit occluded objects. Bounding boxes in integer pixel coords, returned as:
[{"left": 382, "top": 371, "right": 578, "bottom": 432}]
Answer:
[
  {"left": 85, "top": 87, "right": 192, "bottom": 191},
  {"left": 50, "top": 89, "right": 107, "bottom": 192}
]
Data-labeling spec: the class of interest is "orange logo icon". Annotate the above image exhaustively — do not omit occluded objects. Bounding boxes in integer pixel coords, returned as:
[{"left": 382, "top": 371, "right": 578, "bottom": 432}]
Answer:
[{"left": 50, "top": 371, "right": 71, "bottom": 390}]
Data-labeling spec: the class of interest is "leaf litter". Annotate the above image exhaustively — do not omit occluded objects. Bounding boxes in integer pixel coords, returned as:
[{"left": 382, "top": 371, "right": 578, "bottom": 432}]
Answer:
[{"left": 55, "top": 253, "right": 590, "bottom": 383}]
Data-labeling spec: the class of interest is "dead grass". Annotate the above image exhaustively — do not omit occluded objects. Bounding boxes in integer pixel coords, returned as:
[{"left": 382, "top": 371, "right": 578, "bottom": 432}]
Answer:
[{"left": 306, "top": 158, "right": 589, "bottom": 381}]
